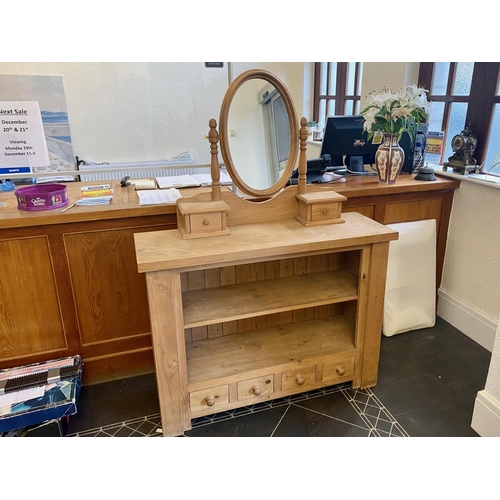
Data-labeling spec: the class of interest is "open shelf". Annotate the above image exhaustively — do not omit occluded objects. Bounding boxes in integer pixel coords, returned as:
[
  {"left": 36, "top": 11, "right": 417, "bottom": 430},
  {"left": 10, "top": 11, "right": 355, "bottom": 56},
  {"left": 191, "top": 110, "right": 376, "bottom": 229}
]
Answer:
[
  {"left": 186, "top": 314, "right": 355, "bottom": 386},
  {"left": 182, "top": 268, "right": 358, "bottom": 328}
]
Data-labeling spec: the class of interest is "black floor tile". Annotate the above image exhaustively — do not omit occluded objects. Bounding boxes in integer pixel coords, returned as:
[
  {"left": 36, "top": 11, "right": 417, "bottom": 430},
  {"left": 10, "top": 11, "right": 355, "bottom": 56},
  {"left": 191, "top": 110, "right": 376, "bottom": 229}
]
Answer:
[
  {"left": 272, "top": 403, "right": 370, "bottom": 437},
  {"left": 394, "top": 399, "right": 480, "bottom": 437},
  {"left": 184, "top": 406, "right": 288, "bottom": 437},
  {"left": 65, "top": 372, "right": 159, "bottom": 434},
  {"left": 373, "top": 317, "right": 490, "bottom": 435},
  {"left": 292, "top": 390, "right": 367, "bottom": 428}
]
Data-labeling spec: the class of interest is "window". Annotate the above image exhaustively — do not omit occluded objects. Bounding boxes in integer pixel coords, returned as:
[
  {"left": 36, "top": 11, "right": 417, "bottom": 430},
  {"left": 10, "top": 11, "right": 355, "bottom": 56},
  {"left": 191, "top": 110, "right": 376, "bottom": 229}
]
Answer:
[
  {"left": 313, "top": 62, "right": 363, "bottom": 128},
  {"left": 418, "top": 62, "right": 500, "bottom": 173},
  {"left": 261, "top": 85, "right": 289, "bottom": 183}
]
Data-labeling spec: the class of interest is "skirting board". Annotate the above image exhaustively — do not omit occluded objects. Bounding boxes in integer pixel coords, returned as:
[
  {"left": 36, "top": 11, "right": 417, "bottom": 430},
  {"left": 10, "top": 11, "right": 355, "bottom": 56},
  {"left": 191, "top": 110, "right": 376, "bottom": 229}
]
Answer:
[
  {"left": 471, "top": 390, "right": 500, "bottom": 437},
  {"left": 437, "top": 289, "right": 497, "bottom": 352}
]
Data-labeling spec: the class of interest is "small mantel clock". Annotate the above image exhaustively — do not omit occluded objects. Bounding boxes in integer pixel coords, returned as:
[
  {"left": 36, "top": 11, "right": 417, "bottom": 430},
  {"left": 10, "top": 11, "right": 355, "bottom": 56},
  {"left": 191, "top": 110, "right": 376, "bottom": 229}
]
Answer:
[{"left": 442, "top": 125, "right": 478, "bottom": 175}]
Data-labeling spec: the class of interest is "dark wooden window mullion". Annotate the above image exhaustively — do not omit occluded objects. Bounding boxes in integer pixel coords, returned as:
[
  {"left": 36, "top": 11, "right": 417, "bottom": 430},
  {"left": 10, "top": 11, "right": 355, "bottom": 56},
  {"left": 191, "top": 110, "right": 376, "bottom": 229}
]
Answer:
[
  {"left": 352, "top": 62, "right": 361, "bottom": 111},
  {"left": 313, "top": 63, "right": 322, "bottom": 123},
  {"left": 418, "top": 63, "right": 434, "bottom": 90},
  {"left": 465, "top": 63, "right": 499, "bottom": 163},
  {"left": 337, "top": 63, "right": 347, "bottom": 115}
]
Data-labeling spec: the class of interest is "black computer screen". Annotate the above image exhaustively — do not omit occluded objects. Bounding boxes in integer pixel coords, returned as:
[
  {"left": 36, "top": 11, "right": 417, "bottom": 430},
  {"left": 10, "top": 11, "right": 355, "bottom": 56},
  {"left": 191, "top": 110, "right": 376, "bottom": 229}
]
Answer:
[{"left": 320, "top": 115, "right": 379, "bottom": 171}]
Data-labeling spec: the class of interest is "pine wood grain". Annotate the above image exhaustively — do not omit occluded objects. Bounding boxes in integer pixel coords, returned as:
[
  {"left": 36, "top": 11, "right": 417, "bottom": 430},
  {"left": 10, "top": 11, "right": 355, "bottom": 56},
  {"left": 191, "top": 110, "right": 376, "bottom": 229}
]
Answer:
[
  {"left": 186, "top": 315, "right": 356, "bottom": 386},
  {"left": 182, "top": 268, "right": 358, "bottom": 328}
]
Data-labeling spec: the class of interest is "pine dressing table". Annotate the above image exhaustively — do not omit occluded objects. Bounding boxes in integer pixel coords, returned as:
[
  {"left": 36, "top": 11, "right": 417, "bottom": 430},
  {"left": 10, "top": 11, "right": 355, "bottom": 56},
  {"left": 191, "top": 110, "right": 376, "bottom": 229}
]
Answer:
[{"left": 134, "top": 70, "right": 398, "bottom": 436}]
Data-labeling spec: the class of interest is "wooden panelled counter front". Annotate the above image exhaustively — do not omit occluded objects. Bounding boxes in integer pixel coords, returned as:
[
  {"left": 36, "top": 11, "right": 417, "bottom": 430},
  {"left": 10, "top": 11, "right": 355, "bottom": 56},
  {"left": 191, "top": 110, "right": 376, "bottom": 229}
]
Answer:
[{"left": 0, "top": 175, "right": 459, "bottom": 385}]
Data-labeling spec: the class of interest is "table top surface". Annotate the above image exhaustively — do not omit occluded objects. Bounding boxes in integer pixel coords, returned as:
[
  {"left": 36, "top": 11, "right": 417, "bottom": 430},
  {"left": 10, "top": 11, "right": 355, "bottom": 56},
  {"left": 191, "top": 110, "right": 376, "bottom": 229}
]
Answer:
[
  {"left": 0, "top": 174, "right": 460, "bottom": 230},
  {"left": 134, "top": 212, "right": 400, "bottom": 273}
]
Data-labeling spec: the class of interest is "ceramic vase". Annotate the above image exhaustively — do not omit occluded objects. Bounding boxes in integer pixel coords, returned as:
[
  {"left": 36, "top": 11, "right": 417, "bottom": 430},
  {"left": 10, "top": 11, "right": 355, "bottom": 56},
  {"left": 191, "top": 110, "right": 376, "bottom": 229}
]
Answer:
[{"left": 374, "top": 133, "right": 405, "bottom": 184}]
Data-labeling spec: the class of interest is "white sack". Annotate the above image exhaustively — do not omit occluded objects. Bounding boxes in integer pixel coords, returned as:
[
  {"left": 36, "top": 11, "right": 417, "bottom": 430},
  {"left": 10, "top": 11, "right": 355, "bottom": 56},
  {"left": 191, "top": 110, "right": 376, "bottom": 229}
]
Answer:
[{"left": 383, "top": 219, "right": 436, "bottom": 337}]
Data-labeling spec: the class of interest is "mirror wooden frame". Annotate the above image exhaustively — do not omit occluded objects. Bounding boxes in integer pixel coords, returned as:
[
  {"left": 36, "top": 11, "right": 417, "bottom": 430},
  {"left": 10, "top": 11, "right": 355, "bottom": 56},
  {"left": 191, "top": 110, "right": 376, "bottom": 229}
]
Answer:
[{"left": 218, "top": 69, "right": 299, "bottom": 198}]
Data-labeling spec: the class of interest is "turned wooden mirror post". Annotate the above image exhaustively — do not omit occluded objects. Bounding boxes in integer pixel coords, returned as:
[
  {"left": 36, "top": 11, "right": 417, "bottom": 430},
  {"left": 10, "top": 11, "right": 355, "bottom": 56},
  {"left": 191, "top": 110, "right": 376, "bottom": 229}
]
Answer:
[
  {"left": 209, "top": 118, "right": 221, "bottom": 202},
  {"left": 175, "top": 116, "right": 230, "bottom": 239},
  {"left": 297, "top": 116, "right": 308, "bottom": 196}
]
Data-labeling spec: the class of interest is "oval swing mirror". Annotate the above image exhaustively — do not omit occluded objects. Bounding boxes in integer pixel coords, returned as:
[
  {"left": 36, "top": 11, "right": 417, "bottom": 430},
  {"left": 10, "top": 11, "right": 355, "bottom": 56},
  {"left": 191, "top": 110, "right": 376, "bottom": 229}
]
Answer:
[{"left": 219, "top": 69, "right": 299, "bottom": 198}]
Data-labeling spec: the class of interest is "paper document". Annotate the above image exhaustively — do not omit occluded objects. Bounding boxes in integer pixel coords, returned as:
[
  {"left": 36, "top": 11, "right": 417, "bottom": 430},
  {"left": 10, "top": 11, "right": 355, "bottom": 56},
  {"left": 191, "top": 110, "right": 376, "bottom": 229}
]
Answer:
[
  {"left": 156, "top": 172, "right": 232, "bottom": 189},
  {"left": 36, "top": 176, "right": 76, "bottom": 184},
  {"left": 192, "top": 172, "right": 232, "bottom": 186},
  {"left": 156, "top": 175, "right": 200, "bottom": 189},
  {"left": 137, "top": 188, "right": 182, "bottom": 205}
]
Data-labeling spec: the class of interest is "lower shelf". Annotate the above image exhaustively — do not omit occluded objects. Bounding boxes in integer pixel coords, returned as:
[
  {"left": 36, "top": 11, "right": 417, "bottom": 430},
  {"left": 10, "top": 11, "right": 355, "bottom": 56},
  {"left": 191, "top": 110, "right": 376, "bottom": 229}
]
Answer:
[{"left": 186, "top": 314, "right": 355, "bottom": 387}]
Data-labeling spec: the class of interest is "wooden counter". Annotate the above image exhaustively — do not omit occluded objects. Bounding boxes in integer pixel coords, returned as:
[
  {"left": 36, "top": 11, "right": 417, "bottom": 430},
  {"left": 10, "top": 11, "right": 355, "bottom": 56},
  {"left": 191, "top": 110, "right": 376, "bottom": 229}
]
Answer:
[{"left": 0, "top": 175, "right": 459, "bottom": 385}]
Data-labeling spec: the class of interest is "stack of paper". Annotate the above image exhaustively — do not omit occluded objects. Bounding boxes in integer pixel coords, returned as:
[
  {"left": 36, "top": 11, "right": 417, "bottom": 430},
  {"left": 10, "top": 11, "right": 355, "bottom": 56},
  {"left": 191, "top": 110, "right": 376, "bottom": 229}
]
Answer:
[
  {"left": 137, "top": 188, "right": 182, "bottom": 205},
  {"left": 191, "top": 172, "right": 232, "bottom": 186},
  {"left": 76, "top": 184, "right": 114, "bottom": 206},
  {"left": 156, "top": 175, "right": 200, "bottom": 189}
]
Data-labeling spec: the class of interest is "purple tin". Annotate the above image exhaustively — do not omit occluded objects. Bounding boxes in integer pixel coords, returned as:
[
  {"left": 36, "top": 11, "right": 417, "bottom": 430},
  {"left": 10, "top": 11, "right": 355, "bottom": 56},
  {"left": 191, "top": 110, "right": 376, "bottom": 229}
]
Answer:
[{"left": 15, "top": 183, "right": 69, "bottom": 211}]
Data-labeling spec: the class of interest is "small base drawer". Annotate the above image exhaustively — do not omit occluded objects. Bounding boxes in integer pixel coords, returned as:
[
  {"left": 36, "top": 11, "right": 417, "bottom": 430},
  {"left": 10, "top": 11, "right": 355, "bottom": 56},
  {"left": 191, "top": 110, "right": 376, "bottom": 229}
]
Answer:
[
  {"left": 237, "top": 375, "right": 274, "bottom": 401},
  {"left": 322, "top": 357, "right": 355, "bottom": 384},
  {"left": 282, "top": 366, "right": 316, "bottom": 392},
  {"left": 190, "top": 384, "right": 229, "bottom": 412}
]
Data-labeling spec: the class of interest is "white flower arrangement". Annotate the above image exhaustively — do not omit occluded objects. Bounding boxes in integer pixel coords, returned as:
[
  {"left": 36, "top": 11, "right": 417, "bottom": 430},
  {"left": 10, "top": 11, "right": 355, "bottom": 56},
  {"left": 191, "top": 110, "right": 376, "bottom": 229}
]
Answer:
[{"left": 361, "top": 84, "right": 430, "bottom": 142}]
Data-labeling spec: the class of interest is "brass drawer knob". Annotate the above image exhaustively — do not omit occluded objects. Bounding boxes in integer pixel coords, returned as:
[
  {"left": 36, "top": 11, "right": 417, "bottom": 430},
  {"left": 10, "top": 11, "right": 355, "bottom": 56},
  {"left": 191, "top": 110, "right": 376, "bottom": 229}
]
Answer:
[
  {"left": 296, "top": 375, "right": 305, "bottom": 386},
  {"left": 205, "top": 395, "right": 216, "bottom": 407},
  {"left": 252, "top": 385, "right": 262, "bottom": 396},
  {"left": 336, "top": 365, "right": 345, "bottom": 376},
  {"left": 203, "top": 219, "right": 210, "bottom": 226}
]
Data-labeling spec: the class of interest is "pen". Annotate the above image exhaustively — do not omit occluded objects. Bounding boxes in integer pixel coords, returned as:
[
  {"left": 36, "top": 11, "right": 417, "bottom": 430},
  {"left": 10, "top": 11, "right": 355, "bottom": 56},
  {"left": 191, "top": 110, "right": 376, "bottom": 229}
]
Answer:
[{"left": 61, "top": 203, "right": 75, "bottom": 213}]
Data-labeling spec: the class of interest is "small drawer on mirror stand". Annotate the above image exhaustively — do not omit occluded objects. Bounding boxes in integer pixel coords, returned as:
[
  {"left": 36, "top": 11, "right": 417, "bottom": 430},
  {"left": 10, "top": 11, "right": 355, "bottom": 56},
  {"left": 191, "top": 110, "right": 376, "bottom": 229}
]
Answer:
[
  {"left": 176, "top": 200, "right": 231, "bottom": 239},
  {"left": 295, "top": 191, "right": 347, "bottom": 226}
]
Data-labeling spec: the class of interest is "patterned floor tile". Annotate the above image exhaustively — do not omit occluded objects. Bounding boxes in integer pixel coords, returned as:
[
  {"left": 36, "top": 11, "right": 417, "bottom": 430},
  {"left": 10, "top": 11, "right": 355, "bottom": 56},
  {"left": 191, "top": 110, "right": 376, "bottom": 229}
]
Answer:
[{"left": 67, "top": 384, "right": 409, "bottom": 437}]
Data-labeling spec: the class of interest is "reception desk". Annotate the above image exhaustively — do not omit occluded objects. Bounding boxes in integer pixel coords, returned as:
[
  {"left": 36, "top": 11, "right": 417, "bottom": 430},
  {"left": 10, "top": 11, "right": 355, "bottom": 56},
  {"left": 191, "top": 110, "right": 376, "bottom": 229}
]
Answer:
[{"left": 0, "top": 175, "right": 460, "bottom": 385}]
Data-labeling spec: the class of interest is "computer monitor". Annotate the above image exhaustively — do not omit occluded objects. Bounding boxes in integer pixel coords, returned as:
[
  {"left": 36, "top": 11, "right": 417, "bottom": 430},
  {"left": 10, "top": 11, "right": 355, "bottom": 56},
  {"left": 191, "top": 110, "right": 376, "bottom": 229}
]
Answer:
[{"left": 320, "top": 115, "right": 379, "bottom": 172}]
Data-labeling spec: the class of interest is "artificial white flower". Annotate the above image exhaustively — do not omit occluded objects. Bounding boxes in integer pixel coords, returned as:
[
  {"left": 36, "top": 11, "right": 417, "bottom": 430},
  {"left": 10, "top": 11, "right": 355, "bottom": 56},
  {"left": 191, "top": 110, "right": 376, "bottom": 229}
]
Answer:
[{"left": 360, "top": 84, "right": 430, "bottom": 141}]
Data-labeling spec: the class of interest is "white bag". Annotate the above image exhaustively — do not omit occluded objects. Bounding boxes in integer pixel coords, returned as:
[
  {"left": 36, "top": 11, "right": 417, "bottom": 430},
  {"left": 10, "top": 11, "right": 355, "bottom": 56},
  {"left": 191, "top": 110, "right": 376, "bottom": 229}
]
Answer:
[{"left": 383, "top": 219, "right": 436, "bottom": 337}]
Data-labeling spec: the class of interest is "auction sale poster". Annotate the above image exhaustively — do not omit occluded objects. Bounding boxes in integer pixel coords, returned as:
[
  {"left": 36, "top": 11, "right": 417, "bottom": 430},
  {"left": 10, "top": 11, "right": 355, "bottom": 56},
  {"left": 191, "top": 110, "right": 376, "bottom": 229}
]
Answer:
[{"left": 0, "top": 101, "right": 50, "bottom": 171}]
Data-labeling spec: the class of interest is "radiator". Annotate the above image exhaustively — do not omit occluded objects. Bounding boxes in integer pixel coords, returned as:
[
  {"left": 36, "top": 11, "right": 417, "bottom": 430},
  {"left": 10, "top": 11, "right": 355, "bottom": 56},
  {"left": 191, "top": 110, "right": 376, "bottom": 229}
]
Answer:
[{"left": 78, "top": 160, "right": 199, "bottom": 182}]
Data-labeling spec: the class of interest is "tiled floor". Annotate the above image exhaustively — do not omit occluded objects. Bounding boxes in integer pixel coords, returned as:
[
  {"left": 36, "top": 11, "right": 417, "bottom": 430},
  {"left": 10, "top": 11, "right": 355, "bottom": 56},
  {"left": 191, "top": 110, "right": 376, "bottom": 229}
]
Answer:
[{"left": 6, "top": 317, "right": 492, "bottom": 437}]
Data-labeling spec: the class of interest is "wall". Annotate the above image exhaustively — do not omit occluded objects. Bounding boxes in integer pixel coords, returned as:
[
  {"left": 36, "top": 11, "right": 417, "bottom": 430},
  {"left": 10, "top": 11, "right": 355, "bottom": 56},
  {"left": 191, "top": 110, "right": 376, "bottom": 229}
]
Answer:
[
  {"left": 438, "top": 181, "right": 500, "bottom": 351},
  {"left": 0, "top": 62, "right": 229, "bottom": 165},
  {"left": 472, "top": 317, "right": 500, "bottom": 436},
  {"left": 0, "top": 62, "right": 308, "bottom": 169},
  {"left": 360, "top": 62, "right": 419, "bottom": 109}
]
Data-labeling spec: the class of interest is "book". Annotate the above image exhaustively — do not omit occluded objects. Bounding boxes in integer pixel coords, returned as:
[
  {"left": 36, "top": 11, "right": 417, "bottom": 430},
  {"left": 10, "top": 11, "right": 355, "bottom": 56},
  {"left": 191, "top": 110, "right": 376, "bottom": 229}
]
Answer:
[{"left": 76, "top": 184, "right": 114, "bottom": 206}]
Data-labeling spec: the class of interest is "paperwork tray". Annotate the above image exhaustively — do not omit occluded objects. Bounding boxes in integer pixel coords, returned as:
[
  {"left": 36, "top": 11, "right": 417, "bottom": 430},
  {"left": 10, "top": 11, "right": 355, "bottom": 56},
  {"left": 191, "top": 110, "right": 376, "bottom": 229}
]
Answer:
[{"left": 0, "top": 355, "right": 82, "bottom": 434}]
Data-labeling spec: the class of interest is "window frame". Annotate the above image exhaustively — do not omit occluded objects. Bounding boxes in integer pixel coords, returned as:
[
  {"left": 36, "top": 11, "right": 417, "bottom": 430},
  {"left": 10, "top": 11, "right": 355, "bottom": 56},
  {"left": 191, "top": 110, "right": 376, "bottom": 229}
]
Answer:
[
  {"left": 313, "top": 62, "right": 363, "bottom": 124},
  {"left": 418, "top": 62, "right": 500, "bottom": 169}
]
